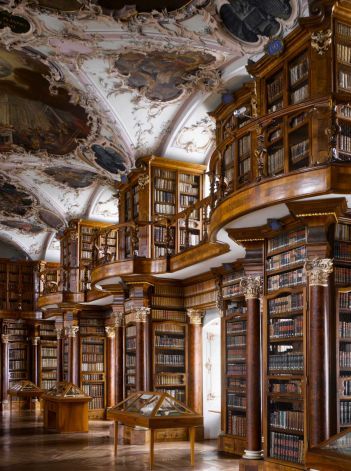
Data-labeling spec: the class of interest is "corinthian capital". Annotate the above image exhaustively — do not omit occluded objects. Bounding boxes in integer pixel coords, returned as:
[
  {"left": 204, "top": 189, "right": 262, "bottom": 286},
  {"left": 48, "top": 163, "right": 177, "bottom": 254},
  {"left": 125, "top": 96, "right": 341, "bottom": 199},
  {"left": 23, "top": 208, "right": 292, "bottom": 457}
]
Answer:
[
  {"left": 1, "top": 334, "right": 9, "bottom": 344},
  {"left": 65, "top": 325, "right": 79, "bottom": 337},
  {"left": 240, "top": 276, "right": 262, "bottom": 300},
  {"left": 187, "top": 309, "right": 203, "bottom": 325},
  {"left": 113, "top": 312, "right": 124, "bottom": 327},
  {"left": 105, "top": 326, "right": 116, "bottom": 338},
  {"left": 55, "top": 328, "right": 64, "bottom": 340},
  {"left": 305, "top": 258, "right": 333, "bottom": 287},
  {"left": 135, "top": 307, "right": 150, "bottom": 323}
]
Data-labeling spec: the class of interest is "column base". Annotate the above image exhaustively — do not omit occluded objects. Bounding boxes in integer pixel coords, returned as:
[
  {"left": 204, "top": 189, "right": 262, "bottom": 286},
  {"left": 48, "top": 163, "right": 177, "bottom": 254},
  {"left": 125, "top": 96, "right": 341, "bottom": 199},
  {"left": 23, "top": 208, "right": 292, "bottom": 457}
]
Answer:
[{"left": 242, "top": 449, "right": 263, "bottom": 460}]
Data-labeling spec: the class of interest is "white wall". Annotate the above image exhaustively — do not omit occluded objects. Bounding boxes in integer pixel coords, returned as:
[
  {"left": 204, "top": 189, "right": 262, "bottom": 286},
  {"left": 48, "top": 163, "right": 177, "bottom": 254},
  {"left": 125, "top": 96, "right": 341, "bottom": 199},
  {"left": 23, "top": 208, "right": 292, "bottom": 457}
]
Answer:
[{"left": 202, "top": 310, "right": 221, "bottom": 439}]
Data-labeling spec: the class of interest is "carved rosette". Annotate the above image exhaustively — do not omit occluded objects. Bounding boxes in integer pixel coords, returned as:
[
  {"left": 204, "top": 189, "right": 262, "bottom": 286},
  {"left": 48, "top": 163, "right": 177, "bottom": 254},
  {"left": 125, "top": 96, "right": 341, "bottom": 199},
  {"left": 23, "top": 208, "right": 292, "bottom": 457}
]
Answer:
[
  {"left": 240, "top": 276, "right": 262, "bottom": 301},
  {"left": 135, "top": 307, "right": 151, "bottom": 323},
  {"left": 305, "top": 258, "right": 333, "bottom": 287},
  {"left": 55, "top": 328, "right": 64, "bottom": 340},
  {"left": 105, "top": 326, "right": 116, "bottom": 338},
  {"left": 1, "top": 334, "right": 10, "bottom": 344},
  {"left": 31, "top": 336, "right": 40, "bottom": 346},
  {"left": 187, "top": 309, "right": 203, "bottom": 325},
  {"left": 113, "top": 312, "right": 124, "bottom": 327},
  {"left": 311, "top": 29, "right": 332, "bottom": 55},
  {"left": 65, "top": 325, "right": 79, "bottom": 338},
  {"left": 137, "top": 174, "right": 149, "bottom": 191}
]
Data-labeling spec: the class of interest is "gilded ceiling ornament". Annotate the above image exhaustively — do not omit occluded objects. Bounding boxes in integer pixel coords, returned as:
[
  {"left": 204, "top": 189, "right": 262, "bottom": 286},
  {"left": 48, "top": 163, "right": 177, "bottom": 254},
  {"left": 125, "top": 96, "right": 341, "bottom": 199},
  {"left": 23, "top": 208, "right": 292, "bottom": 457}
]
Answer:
[
  {"left": 311, "top": 29, "right": 332, "bottom": 55},
  {"left": 187, "top": 308, "right": 204, "bottom": 325},
  {"left": 240, "top": 276, "right": 262, "bottom": 300},
  {"left": 304, "top": 258, "right": 333, "bottom": 287},
  {"left": 134, "top": 307, "right": 151, "bottom": 323}
]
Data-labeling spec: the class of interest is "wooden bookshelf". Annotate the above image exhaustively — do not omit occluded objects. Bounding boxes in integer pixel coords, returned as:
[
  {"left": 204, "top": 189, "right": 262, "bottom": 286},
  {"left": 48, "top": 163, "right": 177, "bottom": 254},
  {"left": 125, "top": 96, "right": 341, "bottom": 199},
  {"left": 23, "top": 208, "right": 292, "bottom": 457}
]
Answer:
[
  {"left": 125, "top": 324, "right": 136, "bottom": 396},
  {"left": 5, "top": 320, "right": 29, "bottom": 389},
  {"left": 39, "top": 322, "right": 57, "bottom": 390},
  {"left": 0, "top": 260, "right": 38, "bottom": 313},
  {"left": 337, "top": 288, "right": 351, "bottom": 432},
  {"left": 335, "top": 20, "right": 351, "bottom": 95},
  {"left": 184, "top": 277, "right": 217, "bottom": 309},
  {"left": 263, "top": 226, "right": 308, "bottom": 468}
]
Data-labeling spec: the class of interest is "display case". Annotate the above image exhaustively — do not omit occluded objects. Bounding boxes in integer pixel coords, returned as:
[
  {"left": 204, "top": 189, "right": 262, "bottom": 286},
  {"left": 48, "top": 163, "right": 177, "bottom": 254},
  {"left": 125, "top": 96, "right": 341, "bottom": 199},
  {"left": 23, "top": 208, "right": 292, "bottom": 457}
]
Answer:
[
  {"left": 306, "top": 427, "right": 351, "bottom": 471},
  {"left": 7, "top": 380, "right": 43, "bottom": 411}
]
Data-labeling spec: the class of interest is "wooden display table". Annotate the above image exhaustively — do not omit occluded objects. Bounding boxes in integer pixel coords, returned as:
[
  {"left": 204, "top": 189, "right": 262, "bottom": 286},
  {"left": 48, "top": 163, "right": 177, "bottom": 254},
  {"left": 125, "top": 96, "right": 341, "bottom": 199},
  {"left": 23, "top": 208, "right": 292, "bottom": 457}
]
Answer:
[
  {"left": 7, "top": 380, "right": 44, "bottom": 411},
  {"left": 107, "top": 391, "right": 203, "bottom": 469},
  {"left": 42, "top": 381, "right": 91, "bottom": 433},
  {"left": 306, "top": 428, "right": 351, "bottom": 471}
]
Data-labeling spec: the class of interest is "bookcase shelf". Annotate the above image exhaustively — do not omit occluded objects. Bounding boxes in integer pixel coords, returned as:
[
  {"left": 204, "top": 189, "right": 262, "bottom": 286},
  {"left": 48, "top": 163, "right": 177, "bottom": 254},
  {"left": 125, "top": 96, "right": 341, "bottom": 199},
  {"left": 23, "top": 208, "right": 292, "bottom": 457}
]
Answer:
[
  {"left": 40, "top": 322, "right": 57, "bottom": 390},
  {"left": 5, "top": 320, "right": 29, "bottom": 389}
]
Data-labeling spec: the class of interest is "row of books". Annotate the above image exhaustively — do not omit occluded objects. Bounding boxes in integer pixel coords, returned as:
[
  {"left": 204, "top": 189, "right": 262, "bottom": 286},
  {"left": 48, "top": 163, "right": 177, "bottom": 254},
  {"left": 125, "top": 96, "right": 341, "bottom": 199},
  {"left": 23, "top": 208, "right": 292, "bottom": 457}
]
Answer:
[
  {"left": 338, "top": 43, "right": 351, "bottom": 64},
  {"left": 126, "top": 357, "right": 136, "bottom": 367},
  {"left": 154, "top": 178, "right": 175, "bottom": 192},
  {"left": 155, "top": 336, "right": 184, "bottom": 347},
  {"left": 42, "top": 370, "right": 56, "bottom": 379},
  {"left": 290, "top": 139, "right": 309, "bottom": 164},
  {"left": 223, "top": 272, "right": 244, "bottom": 286},
  {"left": 152, "top": 295, "right": 183, "bottom": 307},
  {"left": 154, "top": 324, "right": 184, "bottom": 335},
  {"left": 40, "top": 329, "right": 56, "bottom": 337},
  {"left": 184, "top": 290, "right": 216, "bottom": 307},
  {"left": 227, "top": 364, "right": 247, "bottom": 375},
  {"left": 41, "top": 380, "right": 56, "bottom": 390},
  {"left": 82, "top": 373, "right": 104, "bottom": 381},
  {"left": 270, "top": 380, "right": 302, "bottom": 395},
  {"left": 126, "top": 326, "right": 136, "bottom": 337},
  {"left": 227, "top": 378, "right": 246, "bottom": 392},
  {"left": 269, "top": 128, "right": 282, "bottom": 143},
  {"left": 184, "top": 279, "right": 216, "bottom": 296},
  {"left": 154, "top": 246, "right": 168, "bottom": 258},
  {"left": 81, "top": 251, "right": 92, "bottom": 260},
  {"left": 227, "top": 335, "right": 246, "bottom": 347},
  {"left": 340, "top": 321, "right": 351, "bottom": 337},
  {"left": 179, "top": 182, "right": 199, "bottom": 195},
  {"left": 270, "top": 409, "right": 304, "bottom": 432},
  {"left": 335, "top": 267, "right": 351, "bottom": 284},
  {"left": 267, "top": 74, "right": 283, "bottom": 103},
  {"left": 268, "top": 228, "right": 305, "bottom": 253},
  {"left": 339, "top": 70, "right": 351, "bottom": 91},
  {"left": 267, "top": 269, "right": 305, "bottom": 291},
  {"left": 238, "top": 135, "right": 251, "bottom": 158},
  {"left": 290, "top": 85, "right": 308, "bottom": 105},
  {"left": 228, "top": 346, "right": 246, "bottom": 357},
  {"left": 267, "top": 246, "right": 306, "bottom": 271},
  {"left": 88, "top": 397, "right": 105, "bottom": 410},
  {"left": 126, "top": 375, "right": 136, "bottom": 385},
  {"left": 9, "top": 350, "right": 26, "bottom": 360},
  {"left": 335, "top": 241, "right": 351, "bottom": 260},
  {"left": 270, "top": 432, "right": 304, "bottom": 464},
  {"left": 227, "top": 304, "right": 247, "bottom": 315},
  {"left": 339, "top": 127, "right": 351, "bottom": 154},
  {"left": 155, "top": 373, "right": 185, "bottom": 386},
  {"left": 83, "top": 383, "right": 104, "bottom": 397},
  {"left": 223, "top": 284, "right": 242, "bottom": 298},
  {"left": 80, "top": 327, "right": 105, "bottom": 335},
  {"left": 228, "top": 393, "right": 246, "bottom": 408},
  {"left": 239, "top": 157, "right": 251, "bottom": 176},
  {"left": 179, "top": 231, "right": 200, "bottom": 247},
  {"left": 126, "top": 338, "right": 136, "bottom": 350},
  {"left": 343, "top": 379, "right": 351, "bottom": 396},
  {"left": 82, "top": 354, "right": 104, "bottom": 363},
  {"left": 227, "top": 321, "right": 246, "bottom": 333},
  {"left": 153, "top": 168, "right": 176, "bottom": 179},
  {"left": 9, "top": 360, "right": 27, "bottom": 370},
  {"left": 340, "top": 348, "right": 351, "bottom": 367},
  {"left": 340, "top": 401, "right": 351, "bottom": 425},
  {"left": 179, "top": 173, "right": 198, "bottom": 184},
  {"left": 160, "top": 388, "right": 185, "bottom": 402},
  {"left": 42, "top": 358, "right": 57, "bottom": 368},
  {"left": 156, "top": 354, "right": 184, "bottom": 366},
  {"left": 269, "top": 293, "right": 303, "bottom": 314},
  {"left": 154, "top": 203, "right": 175, "bottom": 215},
  {"left": 336, "top": 22, "right": 351, "bottom": 38},
  {"left": 81, "top": 363, "right": 104, "bottom": 372},
  {"left": 336, "top": 223, "right": 351, "bottom": 241},
  {"left": 340, "top": 105, "right": 351, "bottom": 118},
  {"left": 9, "top": 371, "right": 27, "bottom": 380},
  {"left": 41, "top": 348, "right": 57, "bottom": 357},
  {"left": 268, "top": 101, "right": 283, "bottom": 114},
  {"left": 227, "top": 413, "right": 246, "bottom": 437},
  {"left": 152, "top": 310, "right": 186, "bottom": 322},
  {"left": 154, "top": 226, "right": 173, "bottom": 243},
  {"left": 270, "top": 317, "right": 303, "bottom": 338},
  {"left": 154, "top": 190, "right": 175, "bottom": 204},
  {"left": 154, "top": 285, "right": 183, "bottom": 296},
  {"left": 289, "top": 56, "right": 308, "bottom": 86},
  {"left": 268, "top": 354, "right": 304, "bottom": 372},
  {"left": 82, "top": 343, "right": 104, "bottom": 354},
  {"left": 291, "top": 112, "right": 308, "bottom": 128},
  {"left": 268, "top": 147, "right": 284, "bottom": 175}
]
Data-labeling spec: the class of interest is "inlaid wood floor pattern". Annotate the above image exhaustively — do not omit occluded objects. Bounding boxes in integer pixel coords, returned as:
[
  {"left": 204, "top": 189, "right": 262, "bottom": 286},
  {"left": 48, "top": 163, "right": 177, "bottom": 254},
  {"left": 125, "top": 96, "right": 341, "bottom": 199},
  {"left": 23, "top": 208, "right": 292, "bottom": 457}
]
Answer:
[{"left": 0, "top": 412, "right": 240, "bottom": 470}]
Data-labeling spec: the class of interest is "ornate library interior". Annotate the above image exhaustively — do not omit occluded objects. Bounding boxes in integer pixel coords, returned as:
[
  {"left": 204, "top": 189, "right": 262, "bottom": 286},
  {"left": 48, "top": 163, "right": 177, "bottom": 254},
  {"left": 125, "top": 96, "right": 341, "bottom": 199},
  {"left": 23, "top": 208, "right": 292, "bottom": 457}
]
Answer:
[{"left": 1, "top": 0, "right": 351, "bottom": 470}]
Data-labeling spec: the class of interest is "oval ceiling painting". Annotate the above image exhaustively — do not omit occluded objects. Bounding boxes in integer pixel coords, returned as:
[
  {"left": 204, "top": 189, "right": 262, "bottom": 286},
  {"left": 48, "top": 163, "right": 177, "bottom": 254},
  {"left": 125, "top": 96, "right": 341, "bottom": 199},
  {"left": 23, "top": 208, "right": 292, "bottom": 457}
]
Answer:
[
  {"left": 92, "top": 145, "right": 127, "bottom": 175},
  {"left": 216, "top": 0, "right": 292, "bottom": 43},
  {"left": 98, "top": 1, "right": 192, "bottom": 12},
  {"left": 0, "top": 47, "right": 90, "bottom": 155}
]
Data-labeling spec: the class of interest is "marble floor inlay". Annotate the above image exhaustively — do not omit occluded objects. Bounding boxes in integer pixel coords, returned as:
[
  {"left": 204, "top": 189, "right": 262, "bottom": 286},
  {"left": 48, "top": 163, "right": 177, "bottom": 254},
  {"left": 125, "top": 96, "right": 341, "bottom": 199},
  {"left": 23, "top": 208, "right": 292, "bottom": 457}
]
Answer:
[{"left": 0, "top": 411, "right": 240, "bottom": 470}]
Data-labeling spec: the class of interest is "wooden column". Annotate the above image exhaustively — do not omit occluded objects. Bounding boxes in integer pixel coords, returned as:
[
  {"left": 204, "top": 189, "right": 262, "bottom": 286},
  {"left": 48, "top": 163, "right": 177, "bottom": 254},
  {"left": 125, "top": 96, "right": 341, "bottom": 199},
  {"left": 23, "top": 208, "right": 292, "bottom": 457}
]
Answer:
[
  {"left": 114, "top": 312, "right": 124, "bottom": 404},
  {"left": 240, "top": 276, "right": 262, "bottom": 460},
  {"left": 305, "top": 258, "right": 333, "bottom": 447},
  {"left": 55, "top": 328, "right": 64, "bottom": 382},
  {"left": 135, "top": 307, "right": 151, "bottom": 391},
  {"left": 66, "top": 325, "right": 79, "bottom": 385},
  {"left": 105, "top": 326, "right": 116, "bottom": 408},
  {"left": 31, "top": 336, "right": 40, "bottom": 386},
  {"left": 187, "top": 309, "right": 203, "bottom": 414},
  {"left": 1, "top": 334, "right": 9, "bottom": 409}
]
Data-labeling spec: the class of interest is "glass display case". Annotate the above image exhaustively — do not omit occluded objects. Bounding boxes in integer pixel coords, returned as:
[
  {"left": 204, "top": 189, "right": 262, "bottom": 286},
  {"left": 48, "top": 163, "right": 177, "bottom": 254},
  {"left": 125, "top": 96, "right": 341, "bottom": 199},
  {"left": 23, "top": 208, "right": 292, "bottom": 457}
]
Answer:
[
  {"left": 107, "top": 391, "right": 203, "bottom": 468},
  {"left": 44, "top": 381, "right": 89, "bottom": 399},
  {"left": 7, "top": 380, "right": 43, "bottom": 411},
  {"left": 306, "top": 428, "right": 351, "bottom": 471}
]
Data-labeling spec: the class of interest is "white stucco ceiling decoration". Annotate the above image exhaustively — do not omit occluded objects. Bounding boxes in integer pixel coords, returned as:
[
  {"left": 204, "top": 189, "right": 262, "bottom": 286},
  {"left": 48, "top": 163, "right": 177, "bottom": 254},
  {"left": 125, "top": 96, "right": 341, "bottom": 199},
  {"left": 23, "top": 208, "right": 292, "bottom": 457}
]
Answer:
[{"left": 0, "top": 0, "right": 309, "bottom": 260}]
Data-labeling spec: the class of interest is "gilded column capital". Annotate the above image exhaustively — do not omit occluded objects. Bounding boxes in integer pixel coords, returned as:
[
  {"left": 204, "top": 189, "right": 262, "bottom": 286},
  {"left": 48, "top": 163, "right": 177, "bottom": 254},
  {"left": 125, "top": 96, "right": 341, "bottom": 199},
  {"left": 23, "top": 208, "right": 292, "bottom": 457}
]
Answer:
[
  {"left": 240, "top": 276, "right": 262, "bottom": 300},
  {"left": 105, "top": 326, "right": 116, "bottom": 338},
  {"left": 135, "top": 307, "right": 150, "bottom": 323},
  {"left": 113, "top": 312, "right": 124, "bottom": 327},
  {"left": 1, "top": 334, "right": 10, "bottom": 344},
  {"left": 31, "top": 336, "right": 40, "bottom": 346},
  {"left": 65, "top": 325, "right": 79, "bottom": 338},
  {"left": 187, "top": 309, "right": 203, "bottom": 325},
  {"left": 305, "top": 258, "right": 333, "bottom": 287},
  {"left": 55, "top": 328, "right": 64, "bottom": 340}
]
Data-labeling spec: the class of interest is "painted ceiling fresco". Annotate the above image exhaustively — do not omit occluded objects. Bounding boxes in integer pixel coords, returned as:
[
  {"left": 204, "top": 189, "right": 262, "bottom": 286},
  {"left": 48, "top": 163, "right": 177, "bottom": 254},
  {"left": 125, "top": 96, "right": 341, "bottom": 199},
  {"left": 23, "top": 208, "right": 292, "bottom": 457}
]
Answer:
[
  {"left": 0, "top": 176, "right": 34, "bottom": 217},
  {"left": 0, "top": 47, "right": 90, "bottom": 155},
  {"left": 44, "top": 167, "right": 98, "bottom": 189},
  {"left": 0, "top": 220, "right": 43, "bottom": 233},
  {"left": 114, "top": 51, "right": 216, "bottom": 102},
  {"left": 217, "top": 0, "right": 292, "bottom": 43},
  {"left": 92, "top": 145, "right": 127, "bottom": 175}
]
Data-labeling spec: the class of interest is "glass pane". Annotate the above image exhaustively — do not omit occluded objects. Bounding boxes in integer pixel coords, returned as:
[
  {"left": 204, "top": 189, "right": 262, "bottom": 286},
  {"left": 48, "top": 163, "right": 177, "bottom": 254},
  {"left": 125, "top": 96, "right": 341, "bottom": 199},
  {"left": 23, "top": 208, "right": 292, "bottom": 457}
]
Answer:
[
  {"left": 155, "top": 397, "right": 191, "bottom": 416},
  {"left": 323, "top": 432, "right": 351, "bottom": 457},
  {"left": 125, "top": 394, "right": 159, "bottom": 416}
]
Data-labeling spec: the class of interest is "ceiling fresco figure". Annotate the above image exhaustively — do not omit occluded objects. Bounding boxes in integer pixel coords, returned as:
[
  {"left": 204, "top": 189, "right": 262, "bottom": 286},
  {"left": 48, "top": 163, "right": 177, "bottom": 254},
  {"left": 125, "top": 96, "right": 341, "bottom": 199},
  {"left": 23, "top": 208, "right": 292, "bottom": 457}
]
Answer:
[
  {"left": 216, "top": 0, "right": 292, "bottom": 43},
  {"left": 0, "top": 177, "right": 34, "bottom": 217}
]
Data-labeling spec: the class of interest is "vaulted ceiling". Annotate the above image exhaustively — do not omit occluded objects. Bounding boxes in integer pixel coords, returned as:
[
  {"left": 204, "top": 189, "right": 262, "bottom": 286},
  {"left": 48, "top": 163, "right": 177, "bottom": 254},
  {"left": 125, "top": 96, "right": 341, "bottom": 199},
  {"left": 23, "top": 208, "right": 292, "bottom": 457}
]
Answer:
[{"left": 0, "top": 0, "right": 309, "bottom": 261}]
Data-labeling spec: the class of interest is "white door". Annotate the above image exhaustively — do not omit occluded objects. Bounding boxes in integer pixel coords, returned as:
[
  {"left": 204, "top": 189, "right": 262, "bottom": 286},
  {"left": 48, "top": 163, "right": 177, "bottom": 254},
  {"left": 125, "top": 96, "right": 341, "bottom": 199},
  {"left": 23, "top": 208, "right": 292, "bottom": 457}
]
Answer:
[{"left": 202, "top": 314, "right": 221, "bottom": 439}]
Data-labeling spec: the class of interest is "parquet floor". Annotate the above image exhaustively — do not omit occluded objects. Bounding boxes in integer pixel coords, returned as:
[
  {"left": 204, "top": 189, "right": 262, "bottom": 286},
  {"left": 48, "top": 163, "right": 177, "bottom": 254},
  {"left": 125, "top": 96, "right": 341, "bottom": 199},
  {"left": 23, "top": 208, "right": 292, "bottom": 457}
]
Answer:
[{"left": 0, "top": 411, "right": 240, "bottom": 470}]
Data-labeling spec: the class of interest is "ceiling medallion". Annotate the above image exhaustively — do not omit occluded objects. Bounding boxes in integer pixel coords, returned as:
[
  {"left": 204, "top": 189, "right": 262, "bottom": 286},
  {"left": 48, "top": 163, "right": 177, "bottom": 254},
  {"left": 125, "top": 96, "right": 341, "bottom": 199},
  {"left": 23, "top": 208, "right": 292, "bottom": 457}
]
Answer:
[{"left": 0, "top": 10, "right": 30, "bottom": 34}]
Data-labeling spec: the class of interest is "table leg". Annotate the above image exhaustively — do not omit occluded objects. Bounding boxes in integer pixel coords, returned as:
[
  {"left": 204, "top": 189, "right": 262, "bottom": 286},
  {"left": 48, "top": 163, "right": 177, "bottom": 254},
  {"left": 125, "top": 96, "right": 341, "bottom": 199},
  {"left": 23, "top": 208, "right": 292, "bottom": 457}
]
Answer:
[
  {"left": 150, "top": 429, "right": 155, "bottom": 469},
  {"left": 189, "top": 427, "right": 195, "bottom": 466},
  {"left": 114, "top": 421, "right": 118, "bottom": 456}
]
